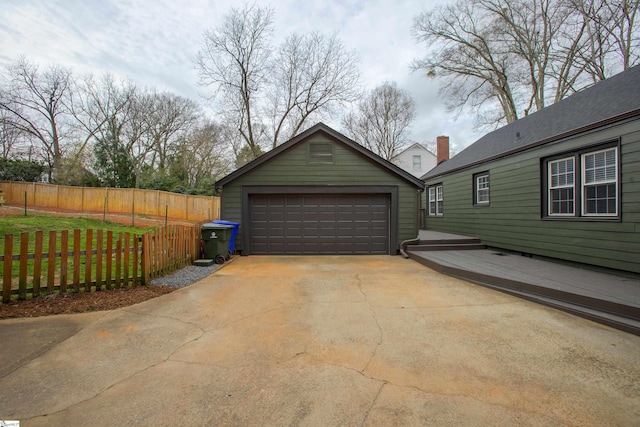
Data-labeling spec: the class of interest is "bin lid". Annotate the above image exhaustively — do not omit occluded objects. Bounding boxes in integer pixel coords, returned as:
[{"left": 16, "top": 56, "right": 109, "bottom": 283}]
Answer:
[
  {"left": 201, "top": 223, "right": 234, "bottom": 230},
  {"left": 212, "top": 220, "right": 240, "bottom": 226}
]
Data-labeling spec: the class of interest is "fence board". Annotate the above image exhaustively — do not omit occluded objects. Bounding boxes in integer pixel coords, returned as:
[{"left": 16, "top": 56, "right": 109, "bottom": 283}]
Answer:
[
  {"left": 73, "top": 230, "right": 81, "bottom": 292},
  {"left": 33, "top": 231, "right": 43, "bottom": 295},
  {"left": 115, "top": 234, "right": 122, "bottom": 289},
  {"left": 96, "top": 230, "right": 103, "bottom": 291},
  {"left": 3, "top": 234, "right": 13, "bottom": 303},
  {"left": 105, "top": 231, "right": 113, "bottom": 290},
  {"left": 141, "top": 233, "right": 149, "bottom": 285},
  {"left": 47, "top": 231, "right": 56, "bottom": 294},
  {"left": 133, "top": 235, "right": 139, "bottom": 287},
  {"left": 19, "top": 232, "right": 28, "bottom": 300},
  {"left": 60, "top": 230, "right": 68, "bottom": 293},
  {"left": 123, "top": 233, "right": 130, "bottom": 287},
  {"left": 85, "top": 229, "right": 93, "bottom": 292}
]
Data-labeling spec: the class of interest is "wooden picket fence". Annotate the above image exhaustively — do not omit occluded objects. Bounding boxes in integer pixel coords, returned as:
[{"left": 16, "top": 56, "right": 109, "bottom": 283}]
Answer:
[{"left": 1, "top": 224, "right": 202, "bottom": 303}]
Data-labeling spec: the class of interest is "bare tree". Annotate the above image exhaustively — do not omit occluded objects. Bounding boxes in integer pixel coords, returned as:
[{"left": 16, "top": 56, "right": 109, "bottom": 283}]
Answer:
[
  {"left": 173, "top": 121, "right": 233, "bottom": 187},
  {"left": 69, "top": 73, "right": 135, "bottom": 157},
  {"left": 267, "top": 32, "right": 361, "bottom": 148},
  {"left": 196, "top": 4, "right": 362, "bottom": 156},
  {"left": 0, "top": 58, "right": 72, "bottom": 180},
  {"left": 0, "top": 106, "right": 24, "bottom": 158},
  {"left": 143, "top": 92, "right": 200, "bottom": 170},
  {"left": 412, "top": 0, "right": 521, "bottom": 126},
  {"left": 342, "top": 82, "right": 416, "bottom": 160},
  {"left": 412, "top": 0, "right": 639, "bottom": 129},
  {"left": 196, "top": 3, "right": 274, "bottom": 158},
  {"left": 573, "top": 0, "right": 640, "bottom": 80}
]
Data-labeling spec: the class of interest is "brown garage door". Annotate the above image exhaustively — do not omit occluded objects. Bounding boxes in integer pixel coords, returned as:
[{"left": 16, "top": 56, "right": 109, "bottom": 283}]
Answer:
[{"left": 250, "top": 193, "right": 390, "bottom": 254}]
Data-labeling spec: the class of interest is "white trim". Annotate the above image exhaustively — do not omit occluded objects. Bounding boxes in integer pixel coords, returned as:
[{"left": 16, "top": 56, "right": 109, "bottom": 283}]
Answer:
[
  {"left": 548, "top": 157, "right": 575, "bottom": 216},
  {"left": 475, "top": 173, "right": 490, "bottom": 205},
  {"left": 428, "top": 185, "right": 443, "bottom": 216}
]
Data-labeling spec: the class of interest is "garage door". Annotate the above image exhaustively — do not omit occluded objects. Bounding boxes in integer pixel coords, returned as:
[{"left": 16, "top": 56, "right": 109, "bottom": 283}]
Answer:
[{"left": 250, "top": 194, "right": 390, "bottom": 254}]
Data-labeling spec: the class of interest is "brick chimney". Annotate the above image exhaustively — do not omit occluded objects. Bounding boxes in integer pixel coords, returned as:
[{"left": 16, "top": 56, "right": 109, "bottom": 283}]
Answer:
[{"left": 436, "top": 135, "right": 450, "bottom": 164}]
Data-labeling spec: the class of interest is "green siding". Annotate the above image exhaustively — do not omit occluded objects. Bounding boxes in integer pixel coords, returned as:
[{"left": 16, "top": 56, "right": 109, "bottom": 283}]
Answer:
[
  {"left": 220, "top": 134, "right": 421, "bottom": 253},
  {"left": 424, "top": 119, "right": 640, "bottom": 273}
]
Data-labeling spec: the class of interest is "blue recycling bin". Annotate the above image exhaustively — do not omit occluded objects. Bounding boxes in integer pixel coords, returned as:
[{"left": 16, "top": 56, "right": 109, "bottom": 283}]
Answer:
[{"left": 212, "top": 220, "right": 240, "bottom": 253}]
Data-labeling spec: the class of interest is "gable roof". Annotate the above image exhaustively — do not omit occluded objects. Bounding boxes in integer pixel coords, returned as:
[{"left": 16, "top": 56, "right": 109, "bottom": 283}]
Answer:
[
  {"left": 423, "top": 65, "right": 640, "bottom": 180},
  {"left": 215, "top": 122, "right": 425, "bottom": 189},
  {"left": 391, "top": 142, "right": 436, "bottom": 160}
]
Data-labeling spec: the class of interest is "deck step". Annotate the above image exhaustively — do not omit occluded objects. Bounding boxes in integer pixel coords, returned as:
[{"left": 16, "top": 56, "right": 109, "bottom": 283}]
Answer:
[
  {"left": 409, "top": 243, "right": 486, "bottom": 251},
  {"left": 407, "top": 238, "right": 485, "bottom": 252}
]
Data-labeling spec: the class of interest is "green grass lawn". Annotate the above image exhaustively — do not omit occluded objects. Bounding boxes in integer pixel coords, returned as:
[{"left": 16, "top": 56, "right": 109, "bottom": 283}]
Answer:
[{"left": 1, "top": 213, "right": 154, "bottom": 294}]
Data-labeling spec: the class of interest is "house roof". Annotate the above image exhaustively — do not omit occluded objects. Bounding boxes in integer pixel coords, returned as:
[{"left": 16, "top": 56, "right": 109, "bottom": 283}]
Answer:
[
  {"left": 215, "top": 122, "right": 425, "bottom": 189},
  {"left": 391, "top": 142, "right": 436, "bottom": 160},
  {"left": 423, "top": 65, "right": 640, "bottom": 180}
]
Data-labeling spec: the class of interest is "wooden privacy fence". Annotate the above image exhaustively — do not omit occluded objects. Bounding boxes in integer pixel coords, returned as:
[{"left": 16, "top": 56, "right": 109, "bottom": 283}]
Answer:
[
  {"left": 1, "top": 224, "right": 202, "bottom": 303},
  {"left": 0, "top": 181, "right": 220, "bottom": 222}
]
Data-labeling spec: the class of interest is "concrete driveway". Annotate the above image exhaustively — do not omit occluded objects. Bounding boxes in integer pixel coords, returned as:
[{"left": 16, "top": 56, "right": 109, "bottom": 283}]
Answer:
[{"left": 1, "top": 256, "right": 639, "bottom": 426}]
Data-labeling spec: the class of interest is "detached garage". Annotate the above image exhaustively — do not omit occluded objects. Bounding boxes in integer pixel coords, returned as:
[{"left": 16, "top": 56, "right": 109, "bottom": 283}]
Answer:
[{"left": 215, "top": 123, "right": 425, "bottom": 255}]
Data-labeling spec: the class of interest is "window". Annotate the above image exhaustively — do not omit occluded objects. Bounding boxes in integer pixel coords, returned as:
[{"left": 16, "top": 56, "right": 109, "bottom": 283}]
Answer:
[
  {"left": 412, "top": 155, "right": 422, "bottom": 172},
  {"left": 309, "top": 142, "right": 333, "bottom": 163},
  {"left": 583, "top": 148, "right": 617, "bottom": 215},
  {"left": 474, "top": 172, "right": 490, "bottom": 205},
  {"left": 548, "top": 158, "right": 574, "bottom": 215},
  {"left": 428, "top": 184, "right": 443, "bottom": 216},
  {"left": 544, "top": 144, "right": 618, "bottom": 219}
]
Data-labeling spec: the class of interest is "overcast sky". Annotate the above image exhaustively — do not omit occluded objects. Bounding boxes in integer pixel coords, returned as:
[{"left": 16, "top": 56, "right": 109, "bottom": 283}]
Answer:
[{"left": 0, "top": 0, "right": 482, "bottom": 152}]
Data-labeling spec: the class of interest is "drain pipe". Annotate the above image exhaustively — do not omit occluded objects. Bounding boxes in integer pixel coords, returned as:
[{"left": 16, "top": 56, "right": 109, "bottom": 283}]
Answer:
[{"left": 399, "top": 236, "right": 420, "bottom": 259}]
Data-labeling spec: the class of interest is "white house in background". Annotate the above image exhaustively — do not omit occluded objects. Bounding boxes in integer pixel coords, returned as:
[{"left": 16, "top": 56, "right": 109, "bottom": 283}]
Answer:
[{"left": 391, "top": 142, "right": 437, "bottom": 177}]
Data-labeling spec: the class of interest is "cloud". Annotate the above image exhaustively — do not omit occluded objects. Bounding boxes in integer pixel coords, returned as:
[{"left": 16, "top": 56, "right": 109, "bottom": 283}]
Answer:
[{"left": 0, "top": 0, "right": 481, "bottom": 150}]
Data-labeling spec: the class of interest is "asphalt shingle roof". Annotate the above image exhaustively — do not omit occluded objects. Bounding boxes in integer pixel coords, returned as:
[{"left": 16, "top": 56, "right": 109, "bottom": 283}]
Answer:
[{"left": 423, "top": 65, "right": 640, "bottom": 179}]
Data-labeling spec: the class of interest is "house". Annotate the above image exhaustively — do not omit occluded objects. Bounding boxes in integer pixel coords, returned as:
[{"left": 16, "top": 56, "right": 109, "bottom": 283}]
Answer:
[
  {"left": 215, "top": 123, "right": 425, "bottom": 255},
  {"left": 390, "top": 141, "right": 438, "bottom": 177},
  {"left": 422, "top": 65, "right": 640, "bottom": 274}
]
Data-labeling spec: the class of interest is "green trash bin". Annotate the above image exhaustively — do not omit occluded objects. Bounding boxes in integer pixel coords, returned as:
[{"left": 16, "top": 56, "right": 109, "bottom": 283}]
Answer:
[{"left": 201, "top": 223, "right": 234, "bottom": 264}]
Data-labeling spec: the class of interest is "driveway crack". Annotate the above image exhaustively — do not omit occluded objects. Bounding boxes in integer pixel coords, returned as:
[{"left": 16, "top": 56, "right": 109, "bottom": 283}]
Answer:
[{"left": 355, "top": 274, "right": 383, "bottom": 374}]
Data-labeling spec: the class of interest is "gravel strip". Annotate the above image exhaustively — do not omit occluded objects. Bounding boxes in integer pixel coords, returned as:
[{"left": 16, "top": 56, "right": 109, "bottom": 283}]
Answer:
[{"left": 150, "top": 264, "right": 221, "bottom": 288}]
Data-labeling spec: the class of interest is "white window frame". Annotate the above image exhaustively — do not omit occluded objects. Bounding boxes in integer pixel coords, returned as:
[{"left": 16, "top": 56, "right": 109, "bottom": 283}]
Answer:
[
  {"left": 548, "top": 157, "right": 575, "bottom": 216},
  {"left": 428, "top": 184, "right": 443, "bottom": 216},
  {"left": 474, "top": 173, "right": 490, "bottom": 205},
  {"left": 581, "top": 147, "right": 618, "bottom": 217}
]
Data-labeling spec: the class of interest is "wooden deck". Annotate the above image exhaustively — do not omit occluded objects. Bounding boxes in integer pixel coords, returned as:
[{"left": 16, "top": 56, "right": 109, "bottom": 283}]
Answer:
[{"left": 407, "top": 233, "right": 640, "bottom": 336}]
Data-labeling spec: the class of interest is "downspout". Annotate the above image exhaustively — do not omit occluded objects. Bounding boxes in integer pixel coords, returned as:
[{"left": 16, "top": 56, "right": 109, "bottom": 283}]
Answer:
[
  {"left": 400, "top": 187, "right": 424, "bottom": 258},
  {"left": 400, "top": 236, "right": 420, "bottom": 259}
]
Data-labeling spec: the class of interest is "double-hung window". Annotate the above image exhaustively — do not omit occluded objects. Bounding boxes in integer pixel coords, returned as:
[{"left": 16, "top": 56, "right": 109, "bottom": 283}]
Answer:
[
  {"left": 474, "top": 172, "right": 490, "bottom": 205},
  {"left": 583, "top": 148, "right": 617, "bottom": 215},
  {"left": 548, "top": 158, "right": 575, "bottom": 215},
  {"left": 428, "top": 184, "right": 443, "bottom": 216},
  {"left": 544, "top": 144, "right": 618, "bottom": 219}
]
